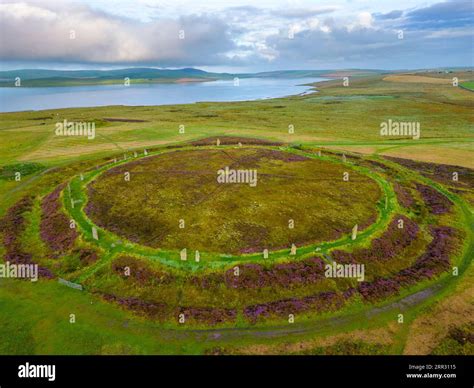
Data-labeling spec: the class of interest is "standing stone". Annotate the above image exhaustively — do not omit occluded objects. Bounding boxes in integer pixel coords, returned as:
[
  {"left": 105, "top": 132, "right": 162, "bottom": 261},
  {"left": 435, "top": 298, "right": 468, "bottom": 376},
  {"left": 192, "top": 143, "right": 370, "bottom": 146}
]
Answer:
[
  {"left": 290, "top": 244, "right": 297, "bottom": 255},
  {"left": 351, "top": 224, "right": 358, "bottom": 240}
]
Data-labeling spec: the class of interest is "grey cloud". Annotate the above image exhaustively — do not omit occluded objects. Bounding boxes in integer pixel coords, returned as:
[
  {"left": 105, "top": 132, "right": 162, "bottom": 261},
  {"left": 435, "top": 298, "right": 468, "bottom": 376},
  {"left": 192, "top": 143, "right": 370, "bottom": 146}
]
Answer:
[
  {"left": 375, "top": 10, "right": 404, "bottom": 20},
  {"left": 265, "top": 20, "right": 473, "bottom": 69},
  {"left": 403, "top": 0, "right": 474, "bottom": 29},
  {"left": 0, "top": 2, "right": 236, "bottom": 66},
  {"left": 270, "top": 6, "right": 339, "bottom": 19},
  {"left": 0, "top": 0, "right": 472, "bottom": 70}
]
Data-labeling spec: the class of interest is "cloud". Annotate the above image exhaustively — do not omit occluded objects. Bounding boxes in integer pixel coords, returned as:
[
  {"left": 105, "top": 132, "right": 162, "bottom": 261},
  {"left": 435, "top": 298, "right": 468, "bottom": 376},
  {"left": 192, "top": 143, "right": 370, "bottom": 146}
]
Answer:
[
  {"left": 0, "top": 1, "right": 236, "bottom": 66},
  {"left": 266, "top": 22, "right": 402, "bottom": 67},
  {"left": 0, "top": 0, "right": 472, "bottom": 70},
  {"left": 262, "top": 0, "right": 474, "bottom": 69},
  {"left": 270, "top": 6, "right": 339, "bottom": 19},
  {"left": 375, "top": 10, "right": 404, "bottom": 20},
  {"left": 404, "top": 0, "right": 474, "bottom": 29}
]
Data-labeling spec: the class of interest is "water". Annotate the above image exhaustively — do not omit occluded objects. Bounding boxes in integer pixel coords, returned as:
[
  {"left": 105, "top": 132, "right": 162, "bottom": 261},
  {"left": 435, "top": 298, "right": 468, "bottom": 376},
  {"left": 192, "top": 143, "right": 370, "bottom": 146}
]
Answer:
[{"left": 0, "top": 77, "right": 323, "bottom": 112}]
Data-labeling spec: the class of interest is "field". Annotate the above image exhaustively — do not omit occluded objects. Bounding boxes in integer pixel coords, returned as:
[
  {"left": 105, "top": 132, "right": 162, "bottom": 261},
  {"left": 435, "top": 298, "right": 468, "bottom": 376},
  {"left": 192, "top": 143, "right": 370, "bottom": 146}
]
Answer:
[{"left": 0, "top": 71, "right": 473, "bottom": 355}]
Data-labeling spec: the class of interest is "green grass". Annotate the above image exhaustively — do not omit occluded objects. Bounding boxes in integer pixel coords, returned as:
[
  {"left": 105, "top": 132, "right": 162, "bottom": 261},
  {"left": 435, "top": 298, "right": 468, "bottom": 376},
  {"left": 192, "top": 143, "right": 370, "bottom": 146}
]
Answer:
[
  {"left": 460, "top": 81, "right": 474, "bottom": 91},
  {"left": 0, "top": 162, "right": 46, "bottom": 180},
  {"left": 0, "top": 280, "right": 204, "bottom": 355},
  {"left": 0, "top": 71, "right": 472, "bottom": 355}
]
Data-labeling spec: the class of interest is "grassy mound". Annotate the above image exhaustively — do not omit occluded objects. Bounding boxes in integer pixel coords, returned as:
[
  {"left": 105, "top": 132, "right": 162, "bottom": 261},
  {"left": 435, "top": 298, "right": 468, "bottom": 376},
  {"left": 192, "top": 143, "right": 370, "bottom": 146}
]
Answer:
[{"left": 85, "top": 147, "right": 381, "bottom": 254}]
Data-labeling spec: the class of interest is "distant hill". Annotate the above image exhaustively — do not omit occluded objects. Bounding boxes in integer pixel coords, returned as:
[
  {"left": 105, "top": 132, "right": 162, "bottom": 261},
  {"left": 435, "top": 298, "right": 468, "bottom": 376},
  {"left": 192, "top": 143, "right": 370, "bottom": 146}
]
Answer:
[
  {"left": 0, "top": 68, "right": 233, "bottom": 86},
  {"left": 0, "top": 67, "right": 388, "bottom": 87}
]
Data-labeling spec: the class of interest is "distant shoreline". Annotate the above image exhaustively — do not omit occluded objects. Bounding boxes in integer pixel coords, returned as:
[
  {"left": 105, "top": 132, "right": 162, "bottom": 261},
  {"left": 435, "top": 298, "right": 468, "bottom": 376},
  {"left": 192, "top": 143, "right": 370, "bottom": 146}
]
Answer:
[
  {"left": 0, "top": 67, "right": 392, "bottom": 88},
  {"left": 0, "top": 76, "right": 325, "bottom": 113},
  {"left": 0, "top": 77, "right": 216, "bottom": 88}
]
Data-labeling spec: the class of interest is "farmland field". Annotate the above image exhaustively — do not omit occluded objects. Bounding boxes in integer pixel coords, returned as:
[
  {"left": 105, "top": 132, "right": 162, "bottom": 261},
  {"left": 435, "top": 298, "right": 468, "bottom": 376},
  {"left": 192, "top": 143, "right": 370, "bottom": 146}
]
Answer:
[{"left": 0, "top": 72, "right": 473, "bottom": 356}]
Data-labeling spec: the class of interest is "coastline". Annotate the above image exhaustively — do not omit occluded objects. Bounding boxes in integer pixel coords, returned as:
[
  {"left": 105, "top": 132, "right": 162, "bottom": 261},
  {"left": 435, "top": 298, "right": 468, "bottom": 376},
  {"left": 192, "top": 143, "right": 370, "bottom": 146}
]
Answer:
[{"left": 0, "top": 77, "right": 325, "bottom": 113}]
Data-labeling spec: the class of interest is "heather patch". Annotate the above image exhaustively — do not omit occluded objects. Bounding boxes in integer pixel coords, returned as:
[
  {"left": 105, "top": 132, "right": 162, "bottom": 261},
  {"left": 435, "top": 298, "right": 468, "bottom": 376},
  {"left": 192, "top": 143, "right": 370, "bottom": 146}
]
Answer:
[
  {"left": 112, "top": 256, "right": 173, "bottom": 286},
  {"left": 415, "top": 183, "right": 453, "bottom": 215},
  {"left": 385, "top": 157, "right": 474, "bottom": 190},
  {"left": 1, "top": 197, "right": 53, "bottom": 279},
  {"left": 244, "top": 291, "right": 344, "bottom": 324},
  {"left": 393, "top": 182, "right": 415, "bottom": 209},
  {"left": 192, "top": 257, "right": 326, "bottom": 290},
  {"left": 331, "top": 215, "right": 419, "bottom": 264},
  {"left": 40, "top": 184, "right": 77, "bottom": 254},
  {"left": 358, "top": 225, "right": 460, "bottom": 301},
  {"left": 102, "top": 293, "right": 169, "bottom": 319}
]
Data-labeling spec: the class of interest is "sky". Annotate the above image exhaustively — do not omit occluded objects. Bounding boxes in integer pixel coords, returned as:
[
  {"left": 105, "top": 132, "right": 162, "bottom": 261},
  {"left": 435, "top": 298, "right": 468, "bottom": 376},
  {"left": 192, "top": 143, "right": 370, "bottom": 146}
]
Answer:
[{"left": 0, "top": 0, "right": 472, "bottom": 71}]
